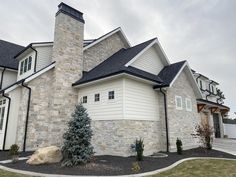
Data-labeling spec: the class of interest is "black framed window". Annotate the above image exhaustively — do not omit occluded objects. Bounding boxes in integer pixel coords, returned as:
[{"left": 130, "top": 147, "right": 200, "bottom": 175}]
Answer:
[
  {"left": 82, "top": 96, "right": 87, "bottom": 103},
  {"left": 108, "top": 91, "right": 115, "bottom": 100},
  {"left": 94, "top": 94, "right": 100, "bottom": 102}
]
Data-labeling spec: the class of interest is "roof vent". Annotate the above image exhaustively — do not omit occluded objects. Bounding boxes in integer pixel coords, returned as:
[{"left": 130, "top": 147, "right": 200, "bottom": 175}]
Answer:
[{"left": 56, "top": 2, "right": 85, "bottom": 23}]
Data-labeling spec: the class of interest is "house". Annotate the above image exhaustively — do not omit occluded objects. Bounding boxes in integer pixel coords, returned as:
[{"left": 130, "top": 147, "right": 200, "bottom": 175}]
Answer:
[
  {"left": 192, "top": 71, "right": 230, "bottom": 138},
  {"left": 0, "top": 3, "right": 230, "bottom": 156}
]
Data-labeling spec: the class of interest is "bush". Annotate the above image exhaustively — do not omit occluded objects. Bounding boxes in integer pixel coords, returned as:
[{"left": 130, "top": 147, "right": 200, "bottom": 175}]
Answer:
[
  {"left": 9, "top": 144, "right": 19, "bottom": 163},
  {"left": 193, "top": 122, "right": 214, "bottom": 150},
  {"left": 135, "top": 138, "right": 144, "bottom": 161},
  {"left": 62, "top": 103, "right": 94, "bottom": 167},
  {"left": 176, "top": 138, "right": 183, "bottom": 155}
]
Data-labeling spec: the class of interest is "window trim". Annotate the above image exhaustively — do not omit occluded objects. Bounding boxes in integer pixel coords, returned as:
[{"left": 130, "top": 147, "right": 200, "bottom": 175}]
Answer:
[
  {"left": 19, "top": 56, "right": 33, "bottom": 75},
  {"left": 175, "top": 96, "right": 183, "bottom": 110},
  {"left": 185, "top": 98, "right": 192, "bottom": 111}
]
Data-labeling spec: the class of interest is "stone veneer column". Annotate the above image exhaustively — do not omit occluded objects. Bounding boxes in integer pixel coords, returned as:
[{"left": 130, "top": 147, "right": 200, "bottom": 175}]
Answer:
[{"left": 49, "top": 3, "right": 84, "bottom": 146}]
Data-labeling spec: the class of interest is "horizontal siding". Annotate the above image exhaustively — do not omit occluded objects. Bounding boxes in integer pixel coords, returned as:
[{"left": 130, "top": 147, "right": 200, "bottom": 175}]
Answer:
[
  {"left": 0, "top": 69, "right": 17, "bottom": 89},
  {"left": 5, "top": 87, "right": 21, "bottom": 149},
  {"left": 131, "top": 46, "right": 164, "bottom": 75},
  {"left": 36, "top": 46, "right": 53, "bottom": 71},
  {"left": 78, "top": 79, "right": 123, "bottom": 120},
  {"left": 124, "top": 78, "right": 160, "bottom": 120}
]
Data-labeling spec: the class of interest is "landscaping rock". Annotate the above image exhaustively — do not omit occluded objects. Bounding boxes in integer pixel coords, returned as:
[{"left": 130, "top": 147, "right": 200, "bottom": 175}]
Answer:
[{"left": 26, "top": 146, "right": 62, "bottom": 165}]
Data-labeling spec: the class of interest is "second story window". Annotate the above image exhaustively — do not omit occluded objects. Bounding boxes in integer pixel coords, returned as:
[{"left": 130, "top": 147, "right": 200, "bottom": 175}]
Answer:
[
  {"left": 108, "top": 91, "right": 115, "bottom": 100},
  {"left": 94, "top": 93, "right": 100, "bottom": 102},
  {"left": 199, "top": 80, "right": 203, "bottom": 89},
  {"left": 20, "top": 56, "right": 32, "bottom": 75},
  {"left": 82, "top": 96, "right": 87, "bottom": 103}
]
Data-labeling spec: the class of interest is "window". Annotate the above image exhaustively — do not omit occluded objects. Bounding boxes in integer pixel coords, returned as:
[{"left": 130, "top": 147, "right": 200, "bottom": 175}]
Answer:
[
  {"left": 185, "top": 98, "right": 192, "bottom": 111},
  {"left": 82, "top": 96, "right": 87, "bottom": 103},
  {"left": 199, "top": 80, "right": 203, "bottom": 89},
  {"left": 94, "top": 93, "right": 100, "bottom": 102},
  {"left": 108, "top": 91, "right": 115, "bottom": 100},
  {"left": 175, "top": 96, "right": 182, "bottom": 110},
  {"left": 211, "top": 85, "right": 215, "bottom": 94},
  {"left": 0, "top": 99, "right": 6, "bottom": 131},
  {"left": 19, "top": 56, "right": 32, "bottom": 75}
]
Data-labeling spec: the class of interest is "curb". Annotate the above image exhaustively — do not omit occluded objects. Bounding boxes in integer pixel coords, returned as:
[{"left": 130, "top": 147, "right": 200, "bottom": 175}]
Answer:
[{"left": 0, "top": 157, "right": 236, "bottom": 177}]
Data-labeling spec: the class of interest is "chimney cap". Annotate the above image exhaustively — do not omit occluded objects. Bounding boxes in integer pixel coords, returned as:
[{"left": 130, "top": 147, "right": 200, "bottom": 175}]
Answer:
[{"left": 56, "top": 2, "right": 85, "bottom": 23}]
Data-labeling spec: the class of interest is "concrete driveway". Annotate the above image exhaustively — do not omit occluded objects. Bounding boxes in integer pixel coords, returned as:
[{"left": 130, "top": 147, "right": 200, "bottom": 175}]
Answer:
[{"left": 213, "top": 138, "right": 236, "bottom": 155}]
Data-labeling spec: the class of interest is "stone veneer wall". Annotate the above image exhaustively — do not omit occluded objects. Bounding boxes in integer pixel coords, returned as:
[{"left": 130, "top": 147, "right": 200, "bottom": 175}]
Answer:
[
  {"left": 166, "top": 70, "right": 201, "bottom": 150},
  {"left": 91, "top": 120, "right": 162, "bottom": 156},
  {"left": 16, "top": 70, "right": 54, "bottom": 150},
  {"left": 16, "top": 11, "right": 84, "bottom": 150},
  {"left": 83, "top": 33, "right": 127, "bottom": 71}
]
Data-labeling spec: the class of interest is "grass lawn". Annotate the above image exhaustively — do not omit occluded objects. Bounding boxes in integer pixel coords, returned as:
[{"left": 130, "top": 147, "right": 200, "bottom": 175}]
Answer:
[
  {"left": 0, "top": 169, "right": 37, "bottom": 177},
  {"left": 151, "top": 159, "right": 236, "bottom": 177}
]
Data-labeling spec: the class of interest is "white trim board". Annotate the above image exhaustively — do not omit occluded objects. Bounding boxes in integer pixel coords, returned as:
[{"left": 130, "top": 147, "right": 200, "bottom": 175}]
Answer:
[
  {"left": 4, "top": 63, "right": 56, "bottom": 94},
  {"left": 125, "top": 38, "right": 170, "bottom": 67}
]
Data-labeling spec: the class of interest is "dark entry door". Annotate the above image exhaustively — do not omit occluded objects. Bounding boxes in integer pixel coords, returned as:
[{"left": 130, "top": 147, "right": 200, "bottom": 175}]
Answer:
[{"left": 213, "top": 113, "right": 221, "bottom": 138}]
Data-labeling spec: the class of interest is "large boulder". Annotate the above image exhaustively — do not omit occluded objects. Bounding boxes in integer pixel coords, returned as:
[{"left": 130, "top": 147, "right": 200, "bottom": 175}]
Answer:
[{"left": 26, "top": 146, "right": 63, "bottom": 165}]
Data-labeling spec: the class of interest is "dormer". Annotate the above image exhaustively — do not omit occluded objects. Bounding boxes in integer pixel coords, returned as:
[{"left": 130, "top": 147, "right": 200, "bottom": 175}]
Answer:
[{"left": 15, "top": 42, "right": 53, "bottom": 81}]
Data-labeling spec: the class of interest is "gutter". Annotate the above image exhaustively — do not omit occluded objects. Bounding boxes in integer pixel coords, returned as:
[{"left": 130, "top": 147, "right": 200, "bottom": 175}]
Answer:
[
  {"left": 0, "top": 68, "right": 6, "bottom": 89},
  {"left": 30, "top": 46, "right": 38, "bottom": 73},
  {"left": 159, "top": 87, "right": 169, "bottom": 152},
  {"left": 2, "top": 91, "right": 11, "bottom": 150},
  {"left": 21, "top": 80, "right": 31, "bottom": 152}
]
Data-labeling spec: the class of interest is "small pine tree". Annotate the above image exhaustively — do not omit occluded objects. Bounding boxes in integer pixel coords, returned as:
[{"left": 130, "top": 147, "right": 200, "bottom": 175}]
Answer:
[{"left": 62, "top": 103, "right": 94, "bottom": 167}]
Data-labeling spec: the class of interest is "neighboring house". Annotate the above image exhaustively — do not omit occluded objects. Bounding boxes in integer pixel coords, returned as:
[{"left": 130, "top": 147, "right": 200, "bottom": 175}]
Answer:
[
  {"left": 223, "top": 119, "right": 236, "bottom": 139},
  {"left": 192, "top": 71, "right": 230, "bottom": 139},
  {"left": 0, "top": 3, "right": 229, "bottom": 156}
]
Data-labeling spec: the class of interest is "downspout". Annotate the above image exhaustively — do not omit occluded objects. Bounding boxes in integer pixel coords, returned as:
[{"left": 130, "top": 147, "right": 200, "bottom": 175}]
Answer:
[
  {"left": 160, "top": 88, "right": 169, "bottom": 152},
  {"left": 21, "top": 80, "right": 31, "bottom": 152},
  {"left": 0, "top": 68, "right": 6, "bottom": 90},
  {"left": 30, "top": 46, "right": 38, "bottom": 73},
  {"left": 2, "top": 91, "right": 11, "bottom": 150}
]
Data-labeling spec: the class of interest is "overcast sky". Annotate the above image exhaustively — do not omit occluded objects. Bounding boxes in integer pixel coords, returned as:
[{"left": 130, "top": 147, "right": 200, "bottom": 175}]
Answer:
[{"left": 0, "top": 0, "right": 235, "bottom": 117}]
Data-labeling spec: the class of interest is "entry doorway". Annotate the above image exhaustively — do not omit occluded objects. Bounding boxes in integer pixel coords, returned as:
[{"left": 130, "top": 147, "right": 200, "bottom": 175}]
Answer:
[
  {"left": 0, "top": 99, "right": 7, "bottom": 150},
  {"left": 213, "top": 113, "right": 221, "bottom": 138}
]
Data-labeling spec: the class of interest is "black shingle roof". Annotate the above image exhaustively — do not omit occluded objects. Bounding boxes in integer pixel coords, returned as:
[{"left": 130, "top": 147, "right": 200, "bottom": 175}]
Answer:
[
  {"left": 0, "top": 39, "right": 24, "bottom": 69},
  {"left": 73, "top": 38, "right": 164, "bottom": 86},
  {"left": 157, "top": 60, "right": 186, "bottom": 85}
]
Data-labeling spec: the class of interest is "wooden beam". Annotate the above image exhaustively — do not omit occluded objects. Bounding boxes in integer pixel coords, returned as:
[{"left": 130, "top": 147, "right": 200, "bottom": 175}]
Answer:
[
  {"left": 210, "top": 107, "right": 218, "bottom": 114},
  {"left": 197, "top": 104, "right": 206, "bottom": 113}
]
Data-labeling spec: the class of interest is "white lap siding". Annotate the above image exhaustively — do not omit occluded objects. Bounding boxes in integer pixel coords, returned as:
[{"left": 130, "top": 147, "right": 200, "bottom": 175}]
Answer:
[
  {"left": 2, "top": 70, "right": 17, "bottom": 89},
  {"left": 131, "top": 47, "right": 164, "bottom": 75},
  {"left": 35, "top": 46, "right": 53, "bottom": 71},
  {"left": 78, "top": 79, "right": 124, "bottom": 120},
  {"left": 5, "top": 87, "right": 21, "bottom": 149},
  {"left": 124, "top": 78, "right": 160, "bottom": 120}
]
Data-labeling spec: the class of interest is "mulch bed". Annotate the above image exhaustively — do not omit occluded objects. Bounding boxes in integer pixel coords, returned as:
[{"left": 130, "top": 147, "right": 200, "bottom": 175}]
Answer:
[{"left": 0, "top": 148, "right": 235, "bottom": 176}]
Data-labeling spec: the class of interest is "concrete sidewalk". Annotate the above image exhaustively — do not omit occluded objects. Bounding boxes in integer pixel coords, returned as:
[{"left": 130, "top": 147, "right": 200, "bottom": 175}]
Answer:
[{"left": 213, "top": 138, "right": 236, "bottom": 155}]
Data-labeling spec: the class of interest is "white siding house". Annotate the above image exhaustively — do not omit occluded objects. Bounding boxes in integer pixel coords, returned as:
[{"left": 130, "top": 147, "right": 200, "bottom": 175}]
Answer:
[
  {"left": 36, "top": 45, "right": 53, "bottom": 71},
  {"left": 78, "top": 78, "right": 124, "bottom": 120},
  {"left": 124, "top": 78, "right": 160, "bottom": 120},
  {"left": 131, "top": 47, "right": 164, "bottom": 75}
]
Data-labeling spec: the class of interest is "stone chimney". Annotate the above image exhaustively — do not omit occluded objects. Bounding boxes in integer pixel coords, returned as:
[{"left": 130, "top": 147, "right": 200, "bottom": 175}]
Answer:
[{"left": 50, "top": 3, "right": 85, "bottom": 146}]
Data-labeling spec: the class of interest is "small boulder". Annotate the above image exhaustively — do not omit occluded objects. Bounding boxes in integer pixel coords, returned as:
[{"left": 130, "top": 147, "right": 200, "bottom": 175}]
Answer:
[{"left": 26, "top": 146, "right": 63, "bottom": 165}]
